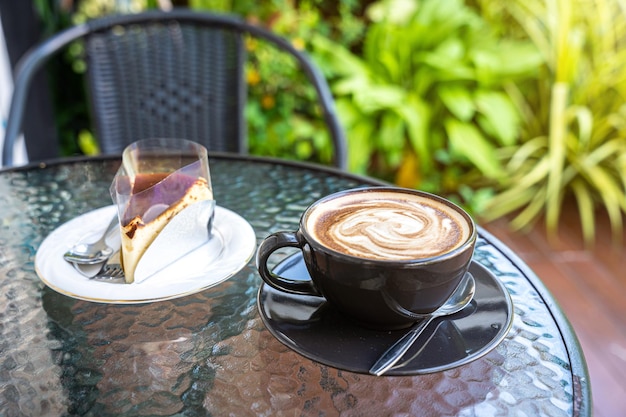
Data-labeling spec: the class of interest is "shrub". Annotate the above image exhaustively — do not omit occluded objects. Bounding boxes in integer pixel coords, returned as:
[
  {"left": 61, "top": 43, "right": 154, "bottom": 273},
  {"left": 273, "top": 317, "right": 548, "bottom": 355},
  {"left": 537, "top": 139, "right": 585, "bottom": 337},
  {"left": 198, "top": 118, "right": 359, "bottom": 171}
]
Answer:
[
  {"left": 311, "top": 0, "right": 542, "bottom": 213},
  {"left": 476, "top": 0, "right": 626, "bottom": 243}
]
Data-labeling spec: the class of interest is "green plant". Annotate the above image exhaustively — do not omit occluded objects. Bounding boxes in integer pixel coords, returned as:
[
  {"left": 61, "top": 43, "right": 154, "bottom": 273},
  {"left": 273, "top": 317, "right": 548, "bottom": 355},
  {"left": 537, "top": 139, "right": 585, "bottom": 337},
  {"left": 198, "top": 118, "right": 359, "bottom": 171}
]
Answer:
[
  {"left": 189, "top": 0, "right": 368, "bottom": 165},
  {"left": 243, "top": 38, "right": 335, "bottom": 164},
  {"left": 476, "top": 0, "right": 626, "bottom": 243},
  {"left": 312, "top": 0, "right": 541, "bottom": 212}
]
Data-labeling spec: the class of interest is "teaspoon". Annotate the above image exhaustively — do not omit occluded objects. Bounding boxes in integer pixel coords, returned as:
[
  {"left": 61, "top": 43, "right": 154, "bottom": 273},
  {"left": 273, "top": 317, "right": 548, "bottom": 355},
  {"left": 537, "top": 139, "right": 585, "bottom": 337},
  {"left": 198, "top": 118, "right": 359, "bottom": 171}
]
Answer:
[
  {"left": 63, "top": 215, "right": 118, "bottom": 265},
  {"left": 369, "top": 273, "right": 476, "bottom": 376}
]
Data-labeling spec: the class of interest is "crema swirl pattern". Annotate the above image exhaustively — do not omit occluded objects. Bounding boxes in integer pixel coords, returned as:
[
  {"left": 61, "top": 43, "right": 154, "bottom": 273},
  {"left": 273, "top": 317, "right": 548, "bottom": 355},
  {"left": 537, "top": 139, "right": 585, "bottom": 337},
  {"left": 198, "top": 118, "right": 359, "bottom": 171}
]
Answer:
[{"left": 310, "top": 196, "right": 470, "bottom": 261}]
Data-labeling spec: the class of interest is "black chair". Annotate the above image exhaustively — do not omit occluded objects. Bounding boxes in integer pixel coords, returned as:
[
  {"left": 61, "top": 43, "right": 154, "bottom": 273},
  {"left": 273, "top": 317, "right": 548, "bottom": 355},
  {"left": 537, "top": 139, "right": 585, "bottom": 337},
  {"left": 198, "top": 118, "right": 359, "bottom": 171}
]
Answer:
[{"left": 1, "top": 9, "right": 347, "bottom": 169}]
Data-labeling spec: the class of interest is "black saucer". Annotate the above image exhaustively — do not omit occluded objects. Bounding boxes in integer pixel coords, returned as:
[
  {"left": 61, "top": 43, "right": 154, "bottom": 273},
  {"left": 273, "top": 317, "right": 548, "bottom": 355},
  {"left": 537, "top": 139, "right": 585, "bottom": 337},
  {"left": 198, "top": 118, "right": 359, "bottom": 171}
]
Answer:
[{"left": 257, "top": 253, "right": 513, "bottom": 376}]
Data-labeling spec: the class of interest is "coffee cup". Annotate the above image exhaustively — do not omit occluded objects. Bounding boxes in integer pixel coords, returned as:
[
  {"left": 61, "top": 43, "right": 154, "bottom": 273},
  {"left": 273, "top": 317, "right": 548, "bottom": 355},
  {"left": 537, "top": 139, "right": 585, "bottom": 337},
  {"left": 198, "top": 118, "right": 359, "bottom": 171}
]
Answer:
[{"left": 256, "top": 187, "right": 477, "bottom": 329}]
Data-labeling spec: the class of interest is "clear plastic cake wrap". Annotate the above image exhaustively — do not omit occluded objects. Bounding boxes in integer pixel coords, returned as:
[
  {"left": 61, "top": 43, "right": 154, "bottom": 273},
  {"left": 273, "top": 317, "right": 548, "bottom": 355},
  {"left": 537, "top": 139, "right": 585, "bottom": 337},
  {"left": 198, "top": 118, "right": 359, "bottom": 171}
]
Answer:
[{"left": 110, "top": 139, "right": 215, "bottom": 283}]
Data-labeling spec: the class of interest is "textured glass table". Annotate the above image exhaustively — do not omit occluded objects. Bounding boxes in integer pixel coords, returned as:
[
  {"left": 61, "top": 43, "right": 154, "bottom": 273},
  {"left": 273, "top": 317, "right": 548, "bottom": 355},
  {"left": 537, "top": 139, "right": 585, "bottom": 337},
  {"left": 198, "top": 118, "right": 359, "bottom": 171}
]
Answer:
[{"left": 0, "top": 155, "right": 590, "bottom": 416}]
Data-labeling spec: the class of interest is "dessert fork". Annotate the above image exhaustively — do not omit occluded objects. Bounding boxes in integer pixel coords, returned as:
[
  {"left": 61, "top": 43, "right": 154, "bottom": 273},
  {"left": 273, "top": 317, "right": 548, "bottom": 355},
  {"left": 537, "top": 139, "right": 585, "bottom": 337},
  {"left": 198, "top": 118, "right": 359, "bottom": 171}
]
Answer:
[{"left": 90, "top": 264, "right": 126, "bottom": 284}]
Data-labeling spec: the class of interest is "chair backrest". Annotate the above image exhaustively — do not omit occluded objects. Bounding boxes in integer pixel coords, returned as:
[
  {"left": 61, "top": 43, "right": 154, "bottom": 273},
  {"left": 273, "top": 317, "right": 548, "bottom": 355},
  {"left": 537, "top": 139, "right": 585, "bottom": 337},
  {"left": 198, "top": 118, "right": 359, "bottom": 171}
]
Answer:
[{"left": 2, "top": 9, "right": 347, "bottom": 169}]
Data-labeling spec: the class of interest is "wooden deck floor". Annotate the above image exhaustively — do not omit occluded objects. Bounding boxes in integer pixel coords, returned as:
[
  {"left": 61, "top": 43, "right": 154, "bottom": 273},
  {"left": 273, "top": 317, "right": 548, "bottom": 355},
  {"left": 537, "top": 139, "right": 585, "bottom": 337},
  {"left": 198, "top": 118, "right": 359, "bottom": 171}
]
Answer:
[{"left": 483, "top": 207, "right": 626, "bottom": 417}]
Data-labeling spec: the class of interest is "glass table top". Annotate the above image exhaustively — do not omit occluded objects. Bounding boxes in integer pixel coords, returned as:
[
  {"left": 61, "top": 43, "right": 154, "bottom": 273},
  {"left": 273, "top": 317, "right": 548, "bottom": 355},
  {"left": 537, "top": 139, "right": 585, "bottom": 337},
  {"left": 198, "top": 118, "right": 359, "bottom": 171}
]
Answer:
[{"left": 0, "top": 155, "right": 590, "bottom": 416}]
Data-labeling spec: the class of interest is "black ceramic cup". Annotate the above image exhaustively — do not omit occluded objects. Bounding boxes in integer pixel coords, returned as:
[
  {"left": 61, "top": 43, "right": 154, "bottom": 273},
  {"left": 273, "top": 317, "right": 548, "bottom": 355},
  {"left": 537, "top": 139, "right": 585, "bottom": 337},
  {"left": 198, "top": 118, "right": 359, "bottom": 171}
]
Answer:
[{"left": 256, "top": 187, "right": 477, "bottom": 329}]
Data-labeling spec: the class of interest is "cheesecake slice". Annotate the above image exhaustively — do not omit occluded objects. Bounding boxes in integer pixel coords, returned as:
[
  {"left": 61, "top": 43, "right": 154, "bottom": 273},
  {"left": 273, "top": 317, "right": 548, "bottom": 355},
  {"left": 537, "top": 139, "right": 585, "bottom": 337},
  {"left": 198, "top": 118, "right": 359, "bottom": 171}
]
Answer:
[{"left": 120, "top": 175, "right": 212, "bottom": 283}]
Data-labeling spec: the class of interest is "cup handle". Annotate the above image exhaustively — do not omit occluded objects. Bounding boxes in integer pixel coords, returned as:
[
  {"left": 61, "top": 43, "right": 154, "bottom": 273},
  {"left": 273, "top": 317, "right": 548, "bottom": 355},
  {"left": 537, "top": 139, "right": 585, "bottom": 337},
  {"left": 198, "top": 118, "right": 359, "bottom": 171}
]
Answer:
[{"left": 256, "top": 231, "right": 322, "bottom": 296}]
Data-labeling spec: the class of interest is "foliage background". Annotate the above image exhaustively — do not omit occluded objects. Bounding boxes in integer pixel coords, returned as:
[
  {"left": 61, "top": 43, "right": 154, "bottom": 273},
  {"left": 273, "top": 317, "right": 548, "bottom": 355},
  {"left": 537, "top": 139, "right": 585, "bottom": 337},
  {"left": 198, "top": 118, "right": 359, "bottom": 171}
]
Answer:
[
  {"left": 30, "top": 0, "right": 626, "bottom": 242},
  {"left": 475, "top": 0, "right": 626, "bottom": 243}
]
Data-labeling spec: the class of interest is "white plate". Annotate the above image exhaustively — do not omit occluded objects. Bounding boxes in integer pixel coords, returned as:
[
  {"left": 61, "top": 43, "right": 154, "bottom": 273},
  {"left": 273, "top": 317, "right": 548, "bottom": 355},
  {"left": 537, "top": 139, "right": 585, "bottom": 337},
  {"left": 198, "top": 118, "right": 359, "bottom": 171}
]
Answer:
[{"left": 35, "top": 205, "right": 256, "bottom": 303}]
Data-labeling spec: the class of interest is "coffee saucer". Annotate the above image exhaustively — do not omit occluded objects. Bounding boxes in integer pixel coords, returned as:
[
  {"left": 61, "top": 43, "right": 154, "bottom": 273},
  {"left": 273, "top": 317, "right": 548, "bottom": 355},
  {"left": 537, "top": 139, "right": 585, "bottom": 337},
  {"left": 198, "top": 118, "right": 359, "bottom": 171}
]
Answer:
[
  {"left": 257, "top": 253, "right": 513, "bottom": 376},
  {"left": 36, "top": 205, "right": 256, "bottom": 303}
]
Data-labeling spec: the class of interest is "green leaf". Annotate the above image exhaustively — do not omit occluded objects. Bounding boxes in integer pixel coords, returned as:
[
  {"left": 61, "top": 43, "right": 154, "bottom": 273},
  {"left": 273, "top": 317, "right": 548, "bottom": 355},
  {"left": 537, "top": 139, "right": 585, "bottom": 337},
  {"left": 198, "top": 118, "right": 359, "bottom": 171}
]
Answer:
[
  {"left": 347, "top": 120, "right": 376, "bottom": 174},
  {"left": 414, "top": 0, "right": 474, "bottom": 41},
  {"left": 445, "top": 119, "right": 505, "bottom": 179},
  {"left": 475, "top": 90, "right": 520, "bottom": 146},
  {"left": 380, "top": 50, "right": 402, "bottom": 82},
  {"left": 571, "top": 179, "right": 596, "bottom": 245},
  {"left": 311, "top": 35, "right": 369, "bottom": 78},
  {"left": 472, "top": 42, "right": 542, "bottom": 80},
  {"left": 77, "top": 130, "right": 99, "bottom": 155},
  {"left": 334, "top": 99, "right": 361, "bottom": 128},
  {"left": 565, "top": 105, "right": 593, "bottom": 150},
  {"left": 366, "top": 0, "right": 418, "bottom": 24},
  {"left": 507, "top": 135, "right": 548, "bottom": 171},
  {"left": 432, "top": 37, "right": 465, "bottom": 61},
  {"left": 483, "top": 186, "right": 537, "bottom": 220},
  {"left": 510, "top": 186, "right": 548, "bottom": 231},
  {"left": 580, "top": 164, "right": 626, "bottom": 243},
  {"left": 545, "top": 83, "right": 569, "bottom": 231},
  {"left": 618, "top": 150, "right": 626, "bottom": 192},
  {"left": 511, "top": 156, "right": 551, "bottom": 189},
  {"left": 396, "top": 94, "right": 432, "bottom": 171},
  {"left": 333, "top": 76, "right": 371, "bottom": 96},
  {"left": 378, "top": 112, "right": 406, "bottom": 153},
  {"left": 421, "top": 52, "right": 475, "bottom": 81},
  {"left": 577, "top": 137, "right": 622, "bottom": 169},
  {"left": 354, "top": 85, "right": 407, "bottom": 113},
  {"left": 438, "top": 85, "right": 475, "bottom": 121},
  {"left": 584, "top": 164, "right": 626, "bottom": 211}
]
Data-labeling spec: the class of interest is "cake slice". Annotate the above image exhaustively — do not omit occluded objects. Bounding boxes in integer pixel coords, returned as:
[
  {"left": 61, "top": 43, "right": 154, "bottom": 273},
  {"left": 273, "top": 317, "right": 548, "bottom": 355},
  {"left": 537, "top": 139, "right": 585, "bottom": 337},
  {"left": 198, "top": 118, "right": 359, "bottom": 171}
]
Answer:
[{"left": 120, "top": 176, "right": 213, "bottom": 283}]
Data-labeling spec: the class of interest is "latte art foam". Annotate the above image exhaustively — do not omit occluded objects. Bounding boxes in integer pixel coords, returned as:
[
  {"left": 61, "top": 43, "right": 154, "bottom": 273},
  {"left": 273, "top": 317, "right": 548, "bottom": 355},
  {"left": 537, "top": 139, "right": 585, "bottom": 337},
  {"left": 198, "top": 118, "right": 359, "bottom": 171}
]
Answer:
[{"left": 307, "top": 191, "right": 471, "bottom": 261}]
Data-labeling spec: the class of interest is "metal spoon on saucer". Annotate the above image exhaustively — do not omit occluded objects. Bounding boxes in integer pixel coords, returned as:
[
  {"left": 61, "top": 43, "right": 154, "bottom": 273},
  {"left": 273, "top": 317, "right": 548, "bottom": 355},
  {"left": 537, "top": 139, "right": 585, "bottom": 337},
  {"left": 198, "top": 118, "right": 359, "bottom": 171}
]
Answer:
[
  {"left": 63, "top": 215, "right": 118, "bottom": 265},
  {"left": 72, "top": 262, "right": 106, "bottom": 278},
  {"left": 369, "top": 273, "right": 476, "bottom": 376}
]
